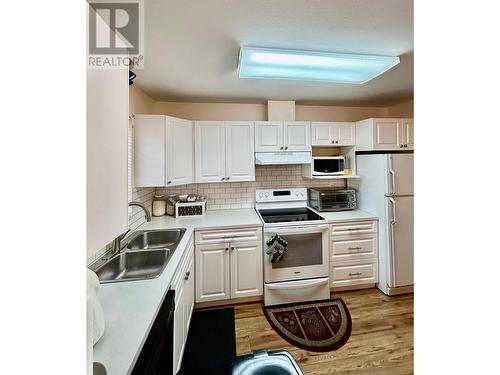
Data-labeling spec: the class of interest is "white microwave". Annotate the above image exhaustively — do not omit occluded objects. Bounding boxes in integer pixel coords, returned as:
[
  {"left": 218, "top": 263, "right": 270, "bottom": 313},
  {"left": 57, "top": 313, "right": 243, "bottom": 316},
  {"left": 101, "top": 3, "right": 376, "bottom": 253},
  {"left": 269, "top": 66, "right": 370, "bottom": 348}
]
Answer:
[{"left": 312, "top": 156, "right": 345, "bottom": 176}]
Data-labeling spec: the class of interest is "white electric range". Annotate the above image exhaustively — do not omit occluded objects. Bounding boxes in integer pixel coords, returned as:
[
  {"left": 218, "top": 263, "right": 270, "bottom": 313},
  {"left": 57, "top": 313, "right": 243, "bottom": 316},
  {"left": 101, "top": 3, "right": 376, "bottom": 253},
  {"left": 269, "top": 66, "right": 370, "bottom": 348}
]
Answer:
[{"left": 255, "top": 188, "right": 330, "bottom": 306}]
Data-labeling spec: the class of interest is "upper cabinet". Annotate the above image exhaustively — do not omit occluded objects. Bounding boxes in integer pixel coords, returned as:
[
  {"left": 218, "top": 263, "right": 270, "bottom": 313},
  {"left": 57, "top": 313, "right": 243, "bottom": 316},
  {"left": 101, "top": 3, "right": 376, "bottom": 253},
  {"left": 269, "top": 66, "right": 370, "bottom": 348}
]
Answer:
[
  {"left": 255, "top": 121, "right": 311, "bottom": 152},
  {"left": 355, "top": 118, "right": 414, "bottom": 151},
  {"left": 134, "top": 115, "right": 194, "bottom": 187},
  {"left": 311, "top": 122, "right": 356, "bottom": 146},
  {"left": 87, "top": 66, "right": 128, "bottom": 257},
  {"left": 195, "top": 121, "right": 255, "bottom": 183}
]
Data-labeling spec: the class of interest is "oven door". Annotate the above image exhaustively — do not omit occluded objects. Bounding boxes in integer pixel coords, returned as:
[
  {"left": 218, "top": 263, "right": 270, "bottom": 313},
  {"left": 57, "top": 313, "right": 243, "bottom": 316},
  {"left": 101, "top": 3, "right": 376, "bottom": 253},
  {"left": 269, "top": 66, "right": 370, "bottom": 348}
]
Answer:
[{"left": 264, "top": 224, "right": 329, "bottom": 283}]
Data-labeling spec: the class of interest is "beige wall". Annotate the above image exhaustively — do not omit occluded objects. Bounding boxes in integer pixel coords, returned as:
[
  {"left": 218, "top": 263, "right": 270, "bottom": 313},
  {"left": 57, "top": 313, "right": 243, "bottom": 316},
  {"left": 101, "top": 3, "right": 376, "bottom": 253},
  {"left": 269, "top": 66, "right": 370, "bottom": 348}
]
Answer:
[
  {"left": 130, "top": 85, "right": 155, "bottom": 115},
  {"left": 152, "top": 101, "right": 390, "bottom": 121},
  {"left": 387, "top": 100, "right": 413, "bottom": 117}
]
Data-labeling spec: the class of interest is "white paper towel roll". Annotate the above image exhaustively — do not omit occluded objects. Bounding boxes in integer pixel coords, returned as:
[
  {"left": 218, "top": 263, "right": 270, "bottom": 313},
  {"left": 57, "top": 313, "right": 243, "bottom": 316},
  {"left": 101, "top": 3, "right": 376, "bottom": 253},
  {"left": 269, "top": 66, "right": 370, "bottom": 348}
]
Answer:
[{"left": 87, "top": 269, "right": 105, "bottom": 346}]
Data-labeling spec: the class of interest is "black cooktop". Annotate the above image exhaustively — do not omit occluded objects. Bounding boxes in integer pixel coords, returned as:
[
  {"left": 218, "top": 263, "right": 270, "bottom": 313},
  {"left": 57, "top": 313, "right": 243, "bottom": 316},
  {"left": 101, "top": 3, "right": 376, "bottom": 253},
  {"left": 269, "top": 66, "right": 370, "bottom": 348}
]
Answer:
[{"left": 258, "top": 207, "right": 325, "bottom": 224}]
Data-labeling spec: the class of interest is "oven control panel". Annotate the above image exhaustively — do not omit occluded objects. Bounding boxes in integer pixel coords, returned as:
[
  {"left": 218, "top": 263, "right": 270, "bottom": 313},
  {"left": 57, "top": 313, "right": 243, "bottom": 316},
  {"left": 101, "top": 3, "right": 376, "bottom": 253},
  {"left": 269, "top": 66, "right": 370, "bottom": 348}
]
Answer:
[{"left": 255, "top": 188, "right": 307, "bottom": 203}]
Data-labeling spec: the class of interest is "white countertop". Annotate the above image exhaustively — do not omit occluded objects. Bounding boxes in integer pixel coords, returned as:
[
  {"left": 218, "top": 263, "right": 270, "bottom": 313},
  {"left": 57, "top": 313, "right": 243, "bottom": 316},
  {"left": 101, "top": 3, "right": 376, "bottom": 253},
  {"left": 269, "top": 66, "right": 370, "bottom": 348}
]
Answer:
[
  {"left": 315, "top": 209, "right": 378, "bottom": 222},
  {"left": 92, "top": 209, "right": 262, "bottom": 375}
]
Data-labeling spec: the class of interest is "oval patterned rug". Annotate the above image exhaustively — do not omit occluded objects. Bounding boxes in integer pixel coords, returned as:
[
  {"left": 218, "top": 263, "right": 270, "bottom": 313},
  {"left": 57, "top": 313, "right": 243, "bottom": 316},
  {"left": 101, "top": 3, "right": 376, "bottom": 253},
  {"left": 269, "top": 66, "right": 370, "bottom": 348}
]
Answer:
[{"left": 263, "top": 299, "right": 352, "bottom": 352}]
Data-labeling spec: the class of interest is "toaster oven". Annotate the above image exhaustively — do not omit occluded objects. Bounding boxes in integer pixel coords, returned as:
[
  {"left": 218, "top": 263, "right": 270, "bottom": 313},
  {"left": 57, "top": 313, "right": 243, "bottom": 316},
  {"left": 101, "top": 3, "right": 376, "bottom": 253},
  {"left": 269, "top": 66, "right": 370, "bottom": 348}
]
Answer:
[{"left": 308, "top": 188, "right": 357, "bottom": 212}]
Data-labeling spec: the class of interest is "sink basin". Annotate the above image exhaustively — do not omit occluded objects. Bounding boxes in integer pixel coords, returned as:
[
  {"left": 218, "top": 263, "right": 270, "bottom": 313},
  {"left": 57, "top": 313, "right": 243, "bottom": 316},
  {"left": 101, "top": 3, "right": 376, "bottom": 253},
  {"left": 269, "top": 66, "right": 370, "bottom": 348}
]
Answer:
[
  {"left": 126, "top": 228, "right": 186, "bottom": 251},
  {"left": 95, "top": 249, "right": 172, "bottom": 283}
]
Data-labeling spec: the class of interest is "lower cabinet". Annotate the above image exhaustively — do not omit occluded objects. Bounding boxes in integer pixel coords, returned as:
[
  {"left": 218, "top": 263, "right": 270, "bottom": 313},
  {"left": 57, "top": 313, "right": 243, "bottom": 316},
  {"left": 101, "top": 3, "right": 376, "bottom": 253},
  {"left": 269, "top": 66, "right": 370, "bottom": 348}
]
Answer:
[
  {"left": 172, "top": 238, "right": 195, "bottom": 374},
  {"left": 195, "top": 227, "right": 263, "bottom": 303},
  {"left": 329, "top": 220, "right": 379, "bottom": 290}
]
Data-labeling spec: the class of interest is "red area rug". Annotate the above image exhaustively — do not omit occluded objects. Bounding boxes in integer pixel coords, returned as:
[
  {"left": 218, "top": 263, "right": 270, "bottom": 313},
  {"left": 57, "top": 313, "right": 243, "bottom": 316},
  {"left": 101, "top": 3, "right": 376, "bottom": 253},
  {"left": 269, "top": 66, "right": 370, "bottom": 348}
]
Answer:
[{"left": 263, "top": 299, "right": 352, "bottom": 352}]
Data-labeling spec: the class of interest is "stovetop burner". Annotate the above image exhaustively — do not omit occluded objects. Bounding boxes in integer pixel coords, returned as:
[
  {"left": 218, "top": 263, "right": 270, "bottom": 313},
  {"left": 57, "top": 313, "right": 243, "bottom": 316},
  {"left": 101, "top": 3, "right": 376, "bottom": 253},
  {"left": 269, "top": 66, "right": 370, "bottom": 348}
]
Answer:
[{"left": 258, "top": 207, "right": 325, "bottom": 224}]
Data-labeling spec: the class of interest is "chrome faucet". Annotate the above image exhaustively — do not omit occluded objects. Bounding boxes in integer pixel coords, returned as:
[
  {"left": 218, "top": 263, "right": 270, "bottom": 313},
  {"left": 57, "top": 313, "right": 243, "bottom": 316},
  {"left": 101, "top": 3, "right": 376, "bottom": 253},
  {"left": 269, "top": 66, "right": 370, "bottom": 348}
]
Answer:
[
  {"left": 108, "top": 202, "right": 151, "bottom": 258},
  {"left": 129, "top": 201, "right": 152, "bottom": 222}
]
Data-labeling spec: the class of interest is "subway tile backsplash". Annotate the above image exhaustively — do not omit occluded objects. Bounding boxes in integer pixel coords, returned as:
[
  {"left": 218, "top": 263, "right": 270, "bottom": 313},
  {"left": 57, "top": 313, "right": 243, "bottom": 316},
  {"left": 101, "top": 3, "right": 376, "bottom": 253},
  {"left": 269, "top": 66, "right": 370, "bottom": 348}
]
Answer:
[{"left": 155, "top": 165, "right": 344, "bottom": 210}]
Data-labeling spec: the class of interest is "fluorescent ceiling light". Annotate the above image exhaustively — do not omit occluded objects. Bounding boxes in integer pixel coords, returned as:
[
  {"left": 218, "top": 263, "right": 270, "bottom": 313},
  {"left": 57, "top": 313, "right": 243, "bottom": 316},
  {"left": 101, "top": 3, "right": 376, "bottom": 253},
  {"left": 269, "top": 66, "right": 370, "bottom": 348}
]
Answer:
[{"left": 238, "top": 47, "right": 400, "bottom": 84}]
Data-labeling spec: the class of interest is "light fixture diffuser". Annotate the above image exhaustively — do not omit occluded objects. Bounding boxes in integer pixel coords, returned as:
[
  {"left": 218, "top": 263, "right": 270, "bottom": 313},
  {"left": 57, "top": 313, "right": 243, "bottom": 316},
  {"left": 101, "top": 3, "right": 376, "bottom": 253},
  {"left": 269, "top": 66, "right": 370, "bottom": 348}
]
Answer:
[{"left": 238, "top": 47, "right": 400, "bottom": 84}]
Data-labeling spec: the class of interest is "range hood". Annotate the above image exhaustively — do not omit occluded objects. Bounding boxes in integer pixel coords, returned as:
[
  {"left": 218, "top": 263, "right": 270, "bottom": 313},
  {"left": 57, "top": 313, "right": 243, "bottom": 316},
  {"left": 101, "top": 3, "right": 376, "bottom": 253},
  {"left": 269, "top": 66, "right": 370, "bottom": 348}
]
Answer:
[{"left": 255, "top": 151, "right": 312, "bottom": 165}]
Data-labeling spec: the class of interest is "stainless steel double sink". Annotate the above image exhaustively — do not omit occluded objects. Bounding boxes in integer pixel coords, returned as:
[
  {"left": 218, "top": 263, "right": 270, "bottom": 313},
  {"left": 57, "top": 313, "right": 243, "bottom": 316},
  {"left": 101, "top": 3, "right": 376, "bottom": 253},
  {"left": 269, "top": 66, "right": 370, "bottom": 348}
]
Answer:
[{"left": 95, "top": 229, "right": 186, "bottom": 283}]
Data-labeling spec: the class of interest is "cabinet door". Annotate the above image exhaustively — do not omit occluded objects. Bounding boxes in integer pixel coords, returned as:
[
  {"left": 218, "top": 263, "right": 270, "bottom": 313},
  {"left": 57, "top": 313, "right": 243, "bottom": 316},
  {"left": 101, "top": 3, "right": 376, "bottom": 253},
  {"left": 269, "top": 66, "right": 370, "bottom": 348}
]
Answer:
[
  {"left": 183, "top": 255, "right": 195, "bottom": 337},
  {"left": 230, "top": 241, "right": 263, "bottom": 299},
  {"left": 373, "top": 119, "right": 402, "bottom": 150},
  {"left": 311, "top": 122, "right": 333, "bottom": 145},
  {"left": 173, "top": 283, "right": 185, "bottom": 374},
  {"left": 284, "top": 121, "right": 311, "bottom": 151},
  {"left": 195, "top": 243, "right": 230, "bottom": 303},
  {"left": 401, "top": 119, "right": 414, "bottom": 150},
  {"left": 225, "top": 122, "right": 255, "bottom": 182},
  {"left": 255, "top": 121, "right": 283, "bottom": 152},
  {"left": 195, "top": 121, "right": 226, "bottom": 183},
  {"left": 333, "top": 122, "right": 356, "bottom": 145},
  {"left": 166, "top": 117, "right": 193, "bottom": 186},
  {"left": 133, "top": 115, "right": 166, "bottom": 187}
]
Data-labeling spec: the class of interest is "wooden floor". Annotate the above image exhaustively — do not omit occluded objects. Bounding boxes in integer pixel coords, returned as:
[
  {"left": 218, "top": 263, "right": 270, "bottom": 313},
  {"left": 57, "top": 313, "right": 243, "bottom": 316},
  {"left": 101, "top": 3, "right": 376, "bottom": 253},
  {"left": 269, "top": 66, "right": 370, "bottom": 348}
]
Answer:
[{"left": 234, "top": 288, "right": 413, "bottom": 375}]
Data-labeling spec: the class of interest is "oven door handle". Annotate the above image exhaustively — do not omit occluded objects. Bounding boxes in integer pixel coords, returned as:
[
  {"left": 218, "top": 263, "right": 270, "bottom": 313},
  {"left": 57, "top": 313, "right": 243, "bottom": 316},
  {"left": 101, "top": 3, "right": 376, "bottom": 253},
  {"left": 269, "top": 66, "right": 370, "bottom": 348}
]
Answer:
[
  {"left": 266, "top": 278, "right": 329, "bottom": 290},
  {"left": 265, "top": 224, "right": 329, "bottom": 235}
]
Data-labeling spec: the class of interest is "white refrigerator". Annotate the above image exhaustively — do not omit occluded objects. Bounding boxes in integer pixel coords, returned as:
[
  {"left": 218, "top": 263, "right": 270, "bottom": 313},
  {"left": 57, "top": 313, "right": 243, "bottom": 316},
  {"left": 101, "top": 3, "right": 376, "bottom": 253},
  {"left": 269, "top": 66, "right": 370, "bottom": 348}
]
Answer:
[{"left": 349, "top": 153, "right": 414, "bottom": 295}]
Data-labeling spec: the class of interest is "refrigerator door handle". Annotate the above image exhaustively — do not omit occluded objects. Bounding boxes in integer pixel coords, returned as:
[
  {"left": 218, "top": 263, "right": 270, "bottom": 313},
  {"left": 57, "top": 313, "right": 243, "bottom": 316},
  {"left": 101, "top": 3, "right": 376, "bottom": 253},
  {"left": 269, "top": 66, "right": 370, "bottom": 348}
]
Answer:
[
  {"left": 388, "top": 168, "right": 396, "bottom": 196},
  {"left": 389, "top": 197, "right": 396, "bottom": 225},
  {"left": 388, "top": 197, "right": 397, "bottom": 285}
]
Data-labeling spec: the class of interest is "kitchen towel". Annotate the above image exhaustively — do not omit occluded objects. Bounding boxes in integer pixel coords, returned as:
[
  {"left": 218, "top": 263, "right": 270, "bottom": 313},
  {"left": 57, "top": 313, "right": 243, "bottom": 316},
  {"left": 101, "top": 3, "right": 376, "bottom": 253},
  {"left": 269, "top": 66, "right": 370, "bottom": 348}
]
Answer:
[
  {"left": 266, "top": 234, "right": 289, "bottom": 263},
  {"left": 87, "top": 268, "right": 105, "bottom": 346}
]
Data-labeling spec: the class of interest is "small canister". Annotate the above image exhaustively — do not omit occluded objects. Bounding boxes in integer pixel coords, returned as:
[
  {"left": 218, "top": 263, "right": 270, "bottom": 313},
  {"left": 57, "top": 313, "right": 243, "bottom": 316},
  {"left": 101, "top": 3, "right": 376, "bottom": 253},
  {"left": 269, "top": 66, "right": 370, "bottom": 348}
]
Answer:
[
  {"left": 152, "top": 195, "right": 167, "bottom": 216},
  {"left": 166, "top": 195, "right": 178, "bottom": 216}
]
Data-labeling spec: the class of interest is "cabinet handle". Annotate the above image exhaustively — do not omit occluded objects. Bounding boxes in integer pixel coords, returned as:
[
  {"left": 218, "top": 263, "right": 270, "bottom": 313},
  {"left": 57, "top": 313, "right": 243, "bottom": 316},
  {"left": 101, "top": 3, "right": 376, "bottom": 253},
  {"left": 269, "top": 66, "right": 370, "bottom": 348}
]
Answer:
[
  {"left": 167, "top": 181, "right": 172, "bottom": 184},
  {"left": 347, "top": 228, "right": 363, "bottom": 231},
  {"left": 335, "top": 140, "right": 338, "bottom": 144},
  {"left": 400, "top": 144, "right": 404, "bottom": 148},
  {"left": 226, "top": 177, "right": 230, "bottom": 180},
  {"left": 348, "top": 272, "right": 362, "bottom": 276},
  {"left": 280, "top": 146, "right": 284, "bottom": 150},
  {"left": 184, "top": 270, "right": 190, "bottom": 280},
  {"left": 285, "top": 146, "right": 288, "bottom": 150},
  {"left": 221, "top": 177, "right": 225, "bottom": 181},
  {"left": 331, "top": 140, "right": 335, "bottom": 144},
  {"left": 231, "top": 246, "right": 235, "bottom": 251},
  {"left": 225, "top": 247, "right": 229, "bottom": 251},
  {"left": 348, "top": 246, "right": 362, "bottom": 250}
]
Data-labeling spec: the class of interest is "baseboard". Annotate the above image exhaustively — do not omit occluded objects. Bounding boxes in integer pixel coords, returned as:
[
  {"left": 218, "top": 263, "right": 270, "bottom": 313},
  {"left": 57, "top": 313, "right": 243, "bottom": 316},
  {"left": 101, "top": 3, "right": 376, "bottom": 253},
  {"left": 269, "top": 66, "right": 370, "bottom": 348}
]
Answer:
[
  {"left": 387, "top": 285, "right": 413, "bottom": 296},
  {"left": 330, "top": 283, "right": 376, "bottom": 293},
  {"left": 194, "top": 295, "right": 263, "bottom": 310}
]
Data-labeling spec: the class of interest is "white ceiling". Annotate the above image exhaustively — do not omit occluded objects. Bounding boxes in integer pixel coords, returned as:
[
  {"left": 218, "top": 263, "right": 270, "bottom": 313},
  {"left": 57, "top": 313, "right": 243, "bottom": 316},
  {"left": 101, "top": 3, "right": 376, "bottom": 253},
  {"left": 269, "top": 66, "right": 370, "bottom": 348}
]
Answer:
[{"left": 136, "top": 0, "right": 413, "bottom": 106}]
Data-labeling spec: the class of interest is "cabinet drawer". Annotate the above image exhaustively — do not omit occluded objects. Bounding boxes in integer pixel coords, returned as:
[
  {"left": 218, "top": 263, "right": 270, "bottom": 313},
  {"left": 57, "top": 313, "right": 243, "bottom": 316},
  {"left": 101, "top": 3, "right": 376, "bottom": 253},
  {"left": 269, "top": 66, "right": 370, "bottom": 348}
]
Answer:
[
  {"left": 331, "top": 261, "right": 377, "bottom": 287},
  {"left": 330, "top": 220, "right": 377, "bottom": 236},
  {"left": 195, "top": 227, "right": 262, "bottom": 245},
  {"left": 331, "top": 235, "right": 377, "bottom": 260}
]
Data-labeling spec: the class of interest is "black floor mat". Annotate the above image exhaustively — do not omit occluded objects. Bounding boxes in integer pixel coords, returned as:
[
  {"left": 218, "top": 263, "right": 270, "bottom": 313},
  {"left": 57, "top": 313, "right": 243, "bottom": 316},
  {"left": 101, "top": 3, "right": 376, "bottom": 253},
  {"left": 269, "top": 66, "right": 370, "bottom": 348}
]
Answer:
[{"left": 178, "top": 308, "right": 236, "bottom": 375}]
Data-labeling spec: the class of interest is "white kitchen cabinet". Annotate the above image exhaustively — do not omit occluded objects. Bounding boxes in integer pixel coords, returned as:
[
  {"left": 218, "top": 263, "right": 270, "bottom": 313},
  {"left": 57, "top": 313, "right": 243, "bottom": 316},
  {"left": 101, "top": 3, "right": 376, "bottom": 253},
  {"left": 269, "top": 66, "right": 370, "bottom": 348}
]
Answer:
[
  {"left": 355, "top": 118, "right": 414, "bottom": 151},
  {"left": 284, "top": 121, "right": 311, "bottom": 151},
  {"left": 172, "top": 239, "right": 195, "bottom": 374},
  {"left": 195, "top": 227, "right": 263, "bottom": 303},
  {"left": 311, "top": 122, "right": 355, "bottom": 146},
  {"left": 255, "top": 121, "right": 311, "bottom": 152},
  {"left": 225, "top": 122, "right": 255, "bottom": 181},
  {"left": 87, "top": 66, "right": 128, "bottom": 256},
  {"left": 167, "top": 117, "right": 195, "bottom": 185},
  {"left": 195, "top": 243, "right": 230, "bottom": 303},
  {"left": 329, "top": 219, "right": 379, "bottom": 290},
  {"left": 254, "top": 121, "right": 283, "bottom": 152},
  {"left": 230, "top": 241, "right": 263, "bottom": 299},
  {"left": 194, "top": 121, "right": 226, "bottom": 183},
  {"left": 195, "top": 121, "right": 255, "bottom": 183},
  {"left": 134, "top": 115, "right": 194, "bottom": 187}
]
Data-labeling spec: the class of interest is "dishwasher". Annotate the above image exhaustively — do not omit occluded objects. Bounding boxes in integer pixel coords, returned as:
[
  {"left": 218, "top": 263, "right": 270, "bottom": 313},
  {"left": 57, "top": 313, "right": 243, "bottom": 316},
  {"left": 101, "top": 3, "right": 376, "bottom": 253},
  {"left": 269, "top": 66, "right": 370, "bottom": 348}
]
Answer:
[{"left": 132, "top": 290, "right": 175, "bottom": 375}]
